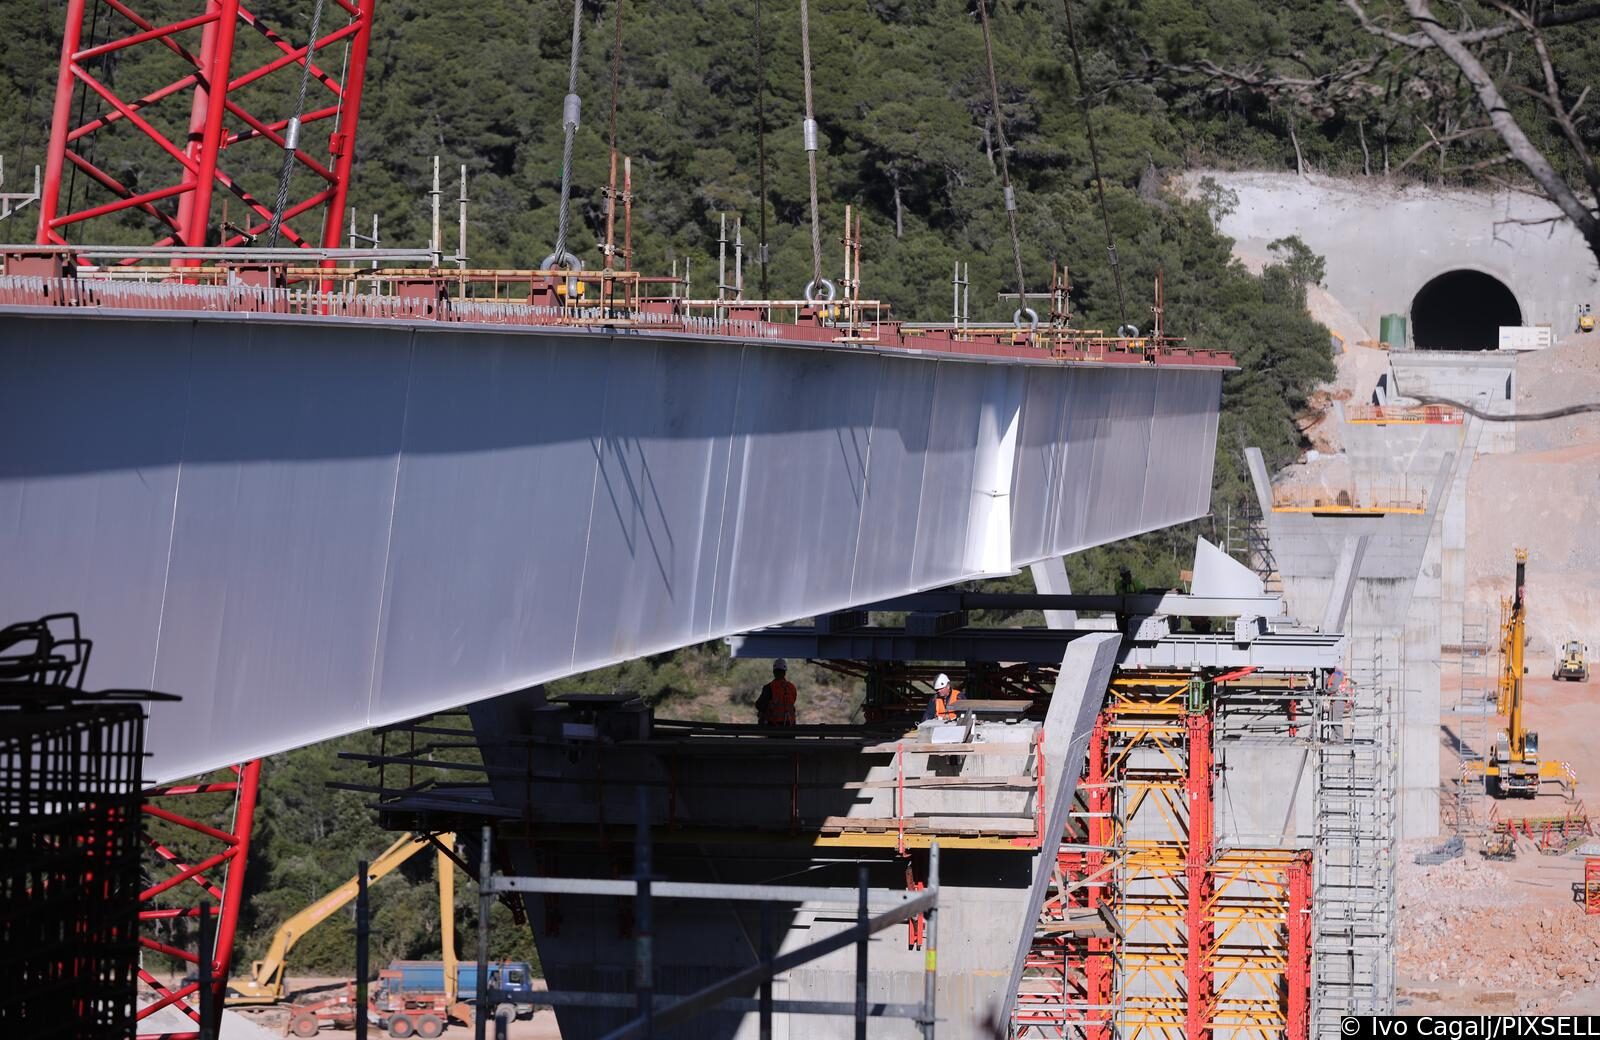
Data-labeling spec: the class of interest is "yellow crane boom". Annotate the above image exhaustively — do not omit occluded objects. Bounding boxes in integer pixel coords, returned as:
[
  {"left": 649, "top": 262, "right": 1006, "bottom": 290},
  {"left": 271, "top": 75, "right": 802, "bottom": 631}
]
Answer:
[
  {"left": 439, "top": 840, "right": 457, "bottom": 1004},
  {"left": 228, "top": 832, "right": 455, "bottom": 1005},
  {"left": 1486, "top": 549, "right": 1577, "bottom": 799}
]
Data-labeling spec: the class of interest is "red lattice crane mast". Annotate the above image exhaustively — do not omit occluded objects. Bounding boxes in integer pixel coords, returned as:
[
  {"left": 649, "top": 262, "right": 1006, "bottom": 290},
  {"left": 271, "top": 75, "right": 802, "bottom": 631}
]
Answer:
[
  {"left": 36, "top": 0, "right": 375, "bottom": 251},
  {"left": 32, "top": 4, "right": 379, "bottom": 1035}
]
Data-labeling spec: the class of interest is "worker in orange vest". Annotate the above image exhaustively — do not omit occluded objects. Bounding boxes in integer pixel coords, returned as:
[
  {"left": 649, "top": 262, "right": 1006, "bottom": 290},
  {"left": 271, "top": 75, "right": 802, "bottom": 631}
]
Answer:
[
  {"left": 756, "top": 659, "right": 798, "bottom": 726},
  {"left": 924, "top": 673, "right": 963, "bottom": 722}
]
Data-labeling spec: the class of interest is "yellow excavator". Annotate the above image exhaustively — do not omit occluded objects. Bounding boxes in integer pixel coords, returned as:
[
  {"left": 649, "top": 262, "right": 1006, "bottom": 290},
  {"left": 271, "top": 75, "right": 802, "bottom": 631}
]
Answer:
[
  {"left": 1485, "top": 550, "right": 1577, "bottom": 799},
  {"left": 226, "top": 832, "right": 457, "bottom": 1005}
]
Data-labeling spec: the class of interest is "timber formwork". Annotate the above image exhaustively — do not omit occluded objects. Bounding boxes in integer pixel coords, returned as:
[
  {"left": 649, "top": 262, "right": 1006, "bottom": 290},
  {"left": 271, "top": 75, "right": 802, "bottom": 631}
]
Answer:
[{"left": 1013, "top": 670, "right": 1318, "bottom": 1040}]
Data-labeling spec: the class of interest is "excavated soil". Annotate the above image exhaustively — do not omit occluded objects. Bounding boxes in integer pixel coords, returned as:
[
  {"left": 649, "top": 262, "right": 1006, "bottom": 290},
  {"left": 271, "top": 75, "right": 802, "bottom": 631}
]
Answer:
[
  {"left": 1258, "top": 286, "right": 1600, "bottom": 1010},
  {"left": 1397, "top": 845, "right": 1600, "bottom": 1014},
  {"left": 1466, "top": 342, "right": 1600, "bottom": 655}
]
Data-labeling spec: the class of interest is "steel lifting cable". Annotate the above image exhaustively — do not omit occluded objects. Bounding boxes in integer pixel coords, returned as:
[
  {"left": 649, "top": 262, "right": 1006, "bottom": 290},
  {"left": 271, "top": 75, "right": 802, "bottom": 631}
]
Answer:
[
  {"left": 603, "top": 0, "right": 624, "bottom": 272},
  {"left": 755, "top": 0, "right": 771, "bottom": 298},
  {"left": 798, "top": 0, "right": 833, "bottom": 303},
  {"left": 1061, "top": 0, "right": 1132, "bottom": 333},
  {"left": 544, "top": 0, "right": 586, "bottom": 270},
  {"left": 977, "top": 0, "right": 1033, "bottom": 328},
  {"left": 64, "top": 0, "right": 105, "bottom": 231},
  {"left": 266, "top": 0, "right": 327, "bottom": 248},
  {"left": 607, "top": 0, "right": 624, "bottom": 160}
]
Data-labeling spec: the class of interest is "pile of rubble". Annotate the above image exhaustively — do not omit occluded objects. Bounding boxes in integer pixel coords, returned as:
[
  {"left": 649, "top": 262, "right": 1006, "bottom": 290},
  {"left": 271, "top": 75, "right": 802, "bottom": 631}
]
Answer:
[{"left": 1398, "top": 845, "right": 1600, "bottom": 1007}]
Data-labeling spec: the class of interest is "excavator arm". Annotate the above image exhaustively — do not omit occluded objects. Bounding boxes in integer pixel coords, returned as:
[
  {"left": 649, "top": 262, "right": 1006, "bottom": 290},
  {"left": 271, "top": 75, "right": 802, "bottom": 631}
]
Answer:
[
  {"left": 228, "top": 832, "right": 442, "bottom": 1004},
  {"left": 439, "top": 841, "right": 457, "bottom": 1004}
]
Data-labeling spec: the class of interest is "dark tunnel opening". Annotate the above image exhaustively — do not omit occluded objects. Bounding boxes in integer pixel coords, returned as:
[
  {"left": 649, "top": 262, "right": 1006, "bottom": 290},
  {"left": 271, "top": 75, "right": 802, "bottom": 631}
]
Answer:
[{"left": 1409, "top": 269, "right": 1522, "bottom": 350}]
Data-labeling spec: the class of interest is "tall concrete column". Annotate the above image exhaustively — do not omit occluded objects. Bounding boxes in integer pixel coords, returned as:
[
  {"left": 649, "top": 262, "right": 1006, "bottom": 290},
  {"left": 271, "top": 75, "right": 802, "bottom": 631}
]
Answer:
[
  {"left": 1028, "top": 556, "right": 1076, "bottom": 628},
  {"left": 997, "top": 632, "right": 1122, "bottom": 1029}
]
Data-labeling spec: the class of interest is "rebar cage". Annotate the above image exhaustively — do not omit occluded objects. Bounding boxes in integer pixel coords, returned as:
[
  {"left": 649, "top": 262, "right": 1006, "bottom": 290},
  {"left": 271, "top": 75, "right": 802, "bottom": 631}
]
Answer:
[
  {"left": 1, "top": 701, "right": 147, "bottom": 1038},
  {"left": 1, "top": 613, "right": 153, "bottom": 1040}
]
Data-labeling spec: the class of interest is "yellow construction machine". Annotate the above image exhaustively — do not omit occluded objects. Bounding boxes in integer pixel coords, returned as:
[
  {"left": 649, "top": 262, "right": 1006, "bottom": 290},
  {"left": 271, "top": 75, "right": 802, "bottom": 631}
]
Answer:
[
  {"left": 226, "top": 832, "right": 455, "bottom": 1005},
  {"left": 1555, "top": 640, "right": 1590, "bottom": 683},
  {"left": 1486, "top": 550, "right": 1577, "bottom": 799}
]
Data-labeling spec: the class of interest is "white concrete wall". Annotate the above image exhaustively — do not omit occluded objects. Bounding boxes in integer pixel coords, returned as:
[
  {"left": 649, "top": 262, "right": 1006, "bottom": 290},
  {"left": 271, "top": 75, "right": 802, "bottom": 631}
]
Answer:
[{"left": 1183, "top": 171, "right": 1599, "bottom": 345}]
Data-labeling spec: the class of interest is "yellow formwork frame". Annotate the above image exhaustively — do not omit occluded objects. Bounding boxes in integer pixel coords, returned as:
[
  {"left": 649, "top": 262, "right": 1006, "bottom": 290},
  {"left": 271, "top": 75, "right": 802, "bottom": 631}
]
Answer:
[{"left": 1101, "top": 673, "right": 1298, "bottom": 1040}]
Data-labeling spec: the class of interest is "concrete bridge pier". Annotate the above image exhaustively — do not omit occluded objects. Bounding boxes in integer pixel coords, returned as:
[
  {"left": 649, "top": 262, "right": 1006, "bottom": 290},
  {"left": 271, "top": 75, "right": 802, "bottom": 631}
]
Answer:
[{"left": 452, "top": 635, "right": 1120, "bottom": 1039}]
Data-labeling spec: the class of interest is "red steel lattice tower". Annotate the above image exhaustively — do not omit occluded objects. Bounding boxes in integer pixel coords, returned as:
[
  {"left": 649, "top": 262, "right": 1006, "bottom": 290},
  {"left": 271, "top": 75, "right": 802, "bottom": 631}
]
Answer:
[
  {"left": 37, "top": 0, "right": 375, "bottom": 250},
  {"left": 1184, "top": 710, "right": 1215, "bottom": 1040},
  {"left": 1083, "top": 713, "right": 1114, "bottom": 1040},
  {"left": 1285, "top": 850, "right": 1313, "bottom": 1040},
  {"left": 138, "top": 761, "right": 262, "bottom": 1040}
]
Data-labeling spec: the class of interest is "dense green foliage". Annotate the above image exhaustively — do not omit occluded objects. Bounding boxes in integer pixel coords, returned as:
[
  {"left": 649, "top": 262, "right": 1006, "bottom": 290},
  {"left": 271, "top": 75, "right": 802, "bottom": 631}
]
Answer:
[{"left": 1, "top": 0, "right": 1362, "bottom": 978}]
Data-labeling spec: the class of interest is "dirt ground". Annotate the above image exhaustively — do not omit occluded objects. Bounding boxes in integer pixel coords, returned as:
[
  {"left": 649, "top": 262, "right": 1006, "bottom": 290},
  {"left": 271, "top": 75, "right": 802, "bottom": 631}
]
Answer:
[
  {"left": 1407, "top": 329, "right": 1600, "bottom": 1012},
  {"left": 1465, "top": 338, "right": 1600, "bottom": 654},
  {"left": 1395, "top": 840, "right": 1600, "bottom": 1014},
  {"left": 212, "top": 977, "right": 562, "bottom": 1039}
]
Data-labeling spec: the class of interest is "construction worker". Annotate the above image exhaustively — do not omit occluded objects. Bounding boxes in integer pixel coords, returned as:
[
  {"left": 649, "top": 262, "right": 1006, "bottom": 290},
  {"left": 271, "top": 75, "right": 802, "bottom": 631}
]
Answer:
[
  {"left": 924, "top": 673, "right": 963, "bottom": 722},
  {"left": 756, "top": 659, "right": 798, "bottom": 727}
]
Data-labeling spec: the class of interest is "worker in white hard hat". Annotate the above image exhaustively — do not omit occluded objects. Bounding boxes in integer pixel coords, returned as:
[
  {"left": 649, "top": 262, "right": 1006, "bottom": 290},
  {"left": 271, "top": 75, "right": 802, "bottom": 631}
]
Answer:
[
  {"left": 924, "top": 673, "right": 964, "bottom": 722},
  {"left": 756, "top": 658, "right": 798, "bottom": 727}
]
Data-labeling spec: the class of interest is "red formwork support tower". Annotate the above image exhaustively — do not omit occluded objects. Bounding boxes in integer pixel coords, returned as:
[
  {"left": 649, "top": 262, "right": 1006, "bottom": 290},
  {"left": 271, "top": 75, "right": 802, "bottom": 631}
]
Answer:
[
  {"left": 1184, "top": 710, "right": 1215, "bottom": 1040},
  {"left": 1285, "top": 850, "right": 1313, "bottom": 1040},
  {"left": 137, "top": 761, "right": 262, "bottom": 1040},
  {"left": 1083, "top": 714, "right": 1114, "bottom": 1040},
  {"left": 36, "top": 0, "right": 375, "bottom": 250}
]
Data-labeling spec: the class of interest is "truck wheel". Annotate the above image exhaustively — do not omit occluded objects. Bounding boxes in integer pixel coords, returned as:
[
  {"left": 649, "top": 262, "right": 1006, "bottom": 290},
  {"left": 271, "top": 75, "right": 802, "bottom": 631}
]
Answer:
[
  {"left": 415, "top": 1015, "right": 444, "bottom": 1039},
  {"left": 388, "top": 1014, "right": 415, "bottom": 1038},
  {"left": 290, "top": 1015, "right": 320, "bottom": 1038}
]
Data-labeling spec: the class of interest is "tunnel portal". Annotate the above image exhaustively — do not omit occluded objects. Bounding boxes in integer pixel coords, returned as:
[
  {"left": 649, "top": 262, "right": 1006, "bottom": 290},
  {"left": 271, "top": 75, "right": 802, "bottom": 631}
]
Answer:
[{"left": 1410, "top": 269, "right": 1522, "bottom": 350}]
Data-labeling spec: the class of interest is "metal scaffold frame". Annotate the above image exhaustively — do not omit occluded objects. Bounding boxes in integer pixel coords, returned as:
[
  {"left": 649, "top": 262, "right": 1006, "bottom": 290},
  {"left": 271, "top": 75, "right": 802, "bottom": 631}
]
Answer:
[
  {"left": 1310, "top": 639, "right": 1398, "bottom": 1036},
  {"left": 1447, "top": 609, "right": 1493, "bottom": 837},
  {"left": 475, "top": 814, "right": 944, "bottom": 1040},
  {"left": 1013, "top": 670, "right": 1319, "bottom": 1040}
]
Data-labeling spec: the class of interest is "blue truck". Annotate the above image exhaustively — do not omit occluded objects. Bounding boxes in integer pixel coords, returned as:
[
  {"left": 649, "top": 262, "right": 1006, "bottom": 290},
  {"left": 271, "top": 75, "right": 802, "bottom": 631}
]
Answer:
[{"left": 377, "top": 959, "right": 540, "bottom": 1018}]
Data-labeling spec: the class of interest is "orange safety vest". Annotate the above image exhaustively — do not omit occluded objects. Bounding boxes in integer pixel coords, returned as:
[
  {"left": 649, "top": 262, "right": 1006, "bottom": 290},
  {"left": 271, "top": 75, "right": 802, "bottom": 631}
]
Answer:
[
  {"left": 933, "top": 688, "right": 963, "bottom": 721},
  {"left": 762, "top": 678, "right": 798, "bottom": 726}
]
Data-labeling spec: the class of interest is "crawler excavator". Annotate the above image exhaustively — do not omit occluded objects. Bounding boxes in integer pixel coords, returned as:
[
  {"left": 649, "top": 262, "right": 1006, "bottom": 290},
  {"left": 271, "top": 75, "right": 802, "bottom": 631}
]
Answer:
[
  {"left": 226, "top": 832, "right": 454, "bottom": 1005},
  {"left": 1485, "top": 550, "right": 1578, "bottom": 799}
]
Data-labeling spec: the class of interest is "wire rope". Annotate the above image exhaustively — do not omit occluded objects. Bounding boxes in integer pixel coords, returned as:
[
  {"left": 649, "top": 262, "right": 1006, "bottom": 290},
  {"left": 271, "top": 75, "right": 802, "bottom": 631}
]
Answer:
[
  {"left": 545, "top": 0, "right": 586, "bottom": 269},
  {"left": 63, "top": 0, "right": 104, "bottom": 236},
  {"left": 755, "top": 0, "right": 771, "bottom": 298},
  {"left": 266, "top": 0, "right": 327, "bottom": 247},
  {"left": 1061, "top": 0, "right": 1130, "bottom": 330},
  {"left": 977, "top": 0, "right": 1029, "bottom": 321},
  {"left": 798, "top": 0, "right": 828, "bottom": 300}
]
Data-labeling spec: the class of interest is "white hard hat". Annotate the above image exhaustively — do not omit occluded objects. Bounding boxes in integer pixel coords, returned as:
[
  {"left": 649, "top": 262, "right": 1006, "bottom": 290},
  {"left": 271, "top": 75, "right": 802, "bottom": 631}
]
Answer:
[
  {"left": 934, "top": 673, "right": 950, "bottom": 691},
  {"left": 773, "top": 658, "right": 788, "bottom": 672}
]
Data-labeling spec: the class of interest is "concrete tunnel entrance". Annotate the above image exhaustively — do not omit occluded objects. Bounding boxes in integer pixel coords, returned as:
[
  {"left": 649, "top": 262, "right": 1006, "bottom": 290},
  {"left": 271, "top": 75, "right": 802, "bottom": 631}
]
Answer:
[{"left": 1410, "top": 269, "right": 1522, "bottom": 350}]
